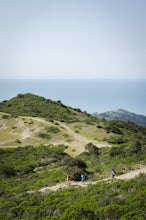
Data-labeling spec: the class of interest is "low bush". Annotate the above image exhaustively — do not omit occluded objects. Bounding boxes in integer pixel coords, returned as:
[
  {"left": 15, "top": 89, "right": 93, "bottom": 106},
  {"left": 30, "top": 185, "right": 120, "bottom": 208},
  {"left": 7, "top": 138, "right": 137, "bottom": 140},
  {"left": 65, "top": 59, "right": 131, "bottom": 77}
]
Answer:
[
  {"left": 0, "top": 165, "right": 16, "bottom": 177},
  {"left": 85, "top": 142, "right": 99, "bottom": 156},
  {"left": 110, "top": 146, "right": 125, "bottom": 157},
  {"left": 37, "top": 132, "right": 51, "bottom": 139},
  {"left": 45, "top": 126, "right": 60, "bottom": 133},
  {"left": 107, "top": 135, "right": 125, "bottom": 144}
]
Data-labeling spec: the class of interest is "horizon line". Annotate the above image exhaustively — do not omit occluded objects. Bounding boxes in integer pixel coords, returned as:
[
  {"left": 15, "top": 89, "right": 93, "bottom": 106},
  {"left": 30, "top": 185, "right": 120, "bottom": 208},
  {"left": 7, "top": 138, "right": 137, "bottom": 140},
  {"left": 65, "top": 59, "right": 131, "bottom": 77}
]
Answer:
[{"left": 0, "top": 78, "right": 146, "bottom": 80}]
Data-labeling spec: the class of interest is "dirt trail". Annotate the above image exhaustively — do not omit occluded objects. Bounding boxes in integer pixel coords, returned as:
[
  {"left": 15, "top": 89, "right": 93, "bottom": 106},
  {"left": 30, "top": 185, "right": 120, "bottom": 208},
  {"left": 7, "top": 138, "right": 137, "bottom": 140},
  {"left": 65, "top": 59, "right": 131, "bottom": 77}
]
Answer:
[
  {"left": 56, "top": 121, "right": 91, "bottom": 154},
  {"left": 29, "top": 166, "right": 146, "bottom": 194},
  {"left": 12, "top": 117, "right": 108, "bottom": 155},
  {"left": 22, "top": 117, "right": 89, "bottom": 151},
  {"left": 55, "top": 121, "right": 108, "bottom": 155},
  {"left": 22, "top": 117, "right": 90, "bottom": 146}
]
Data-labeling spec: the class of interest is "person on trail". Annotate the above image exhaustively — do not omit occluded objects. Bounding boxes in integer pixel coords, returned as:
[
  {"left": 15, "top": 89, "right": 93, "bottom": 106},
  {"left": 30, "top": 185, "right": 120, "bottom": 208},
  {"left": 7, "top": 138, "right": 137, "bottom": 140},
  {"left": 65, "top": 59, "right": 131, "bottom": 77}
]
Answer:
[
  {"left": 111, "top": 169, "right": 116, "bottom": 179},
  {"left": 81, "top": 173, "right": 85, "bottom": 182},
  {"left": 65, "top": 173, "right": 71, "bottom": 182}
]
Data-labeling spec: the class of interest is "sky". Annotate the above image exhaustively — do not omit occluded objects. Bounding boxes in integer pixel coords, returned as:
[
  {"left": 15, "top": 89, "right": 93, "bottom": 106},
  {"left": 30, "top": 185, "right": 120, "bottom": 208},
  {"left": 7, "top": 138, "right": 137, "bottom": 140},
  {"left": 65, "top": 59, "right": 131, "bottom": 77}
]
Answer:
[{"left": 0, "top": 0, "right": 146, "bottom": 79}]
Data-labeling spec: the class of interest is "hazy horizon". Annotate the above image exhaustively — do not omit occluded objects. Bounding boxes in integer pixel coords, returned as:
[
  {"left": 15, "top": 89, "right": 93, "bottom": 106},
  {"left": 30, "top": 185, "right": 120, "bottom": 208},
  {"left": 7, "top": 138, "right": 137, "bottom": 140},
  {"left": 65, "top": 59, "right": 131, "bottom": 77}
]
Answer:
[{"left": 0, "top": 0, "right": 145, "bottom": 80}]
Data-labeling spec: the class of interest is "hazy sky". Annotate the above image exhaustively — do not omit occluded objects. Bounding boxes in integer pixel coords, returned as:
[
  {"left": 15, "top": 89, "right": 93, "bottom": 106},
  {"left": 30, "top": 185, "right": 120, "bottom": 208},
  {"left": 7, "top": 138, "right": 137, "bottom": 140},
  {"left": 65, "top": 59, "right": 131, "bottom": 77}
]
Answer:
[{"left": 0, "top": 0, "right": 145, "bottom": 79}]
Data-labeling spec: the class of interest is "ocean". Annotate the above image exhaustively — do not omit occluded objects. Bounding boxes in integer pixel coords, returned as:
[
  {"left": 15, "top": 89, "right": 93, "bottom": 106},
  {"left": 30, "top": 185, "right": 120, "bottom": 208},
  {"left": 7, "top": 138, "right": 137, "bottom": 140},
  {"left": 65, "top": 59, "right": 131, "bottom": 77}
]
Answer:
[{"left": 0, "top": 79, "right": 146, "bottom": 116}]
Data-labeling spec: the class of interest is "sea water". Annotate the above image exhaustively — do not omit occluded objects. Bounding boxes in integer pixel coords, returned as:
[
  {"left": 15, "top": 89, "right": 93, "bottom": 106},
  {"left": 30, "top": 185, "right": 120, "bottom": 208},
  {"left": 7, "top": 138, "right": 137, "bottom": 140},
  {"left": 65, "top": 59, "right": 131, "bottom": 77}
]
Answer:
[{"left": 0, "top": 79, "right": 146, "bottom": 115}]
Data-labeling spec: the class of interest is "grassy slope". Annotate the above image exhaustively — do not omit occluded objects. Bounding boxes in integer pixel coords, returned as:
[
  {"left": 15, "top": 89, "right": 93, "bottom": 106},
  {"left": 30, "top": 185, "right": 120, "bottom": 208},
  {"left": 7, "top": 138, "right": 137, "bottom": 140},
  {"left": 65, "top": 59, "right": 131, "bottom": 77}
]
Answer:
[
  {"left": 0, "top": 112, "right": 110, "bottom": 155},
  {"left": 0, "top": 93, "right": 91, "bottom": 122},
  {"left": 0, "top": 93, "right": 146, "bottom": 219},
  {"left": 0, "top": 93, "right": 146, "bottom": 157}
]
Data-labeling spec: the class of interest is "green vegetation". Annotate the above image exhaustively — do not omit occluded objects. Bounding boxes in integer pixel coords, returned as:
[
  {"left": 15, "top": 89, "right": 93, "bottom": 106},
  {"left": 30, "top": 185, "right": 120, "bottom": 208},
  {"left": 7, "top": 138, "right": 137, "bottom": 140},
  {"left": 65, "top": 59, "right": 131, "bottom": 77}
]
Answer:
[
  {"left": 0, "top": 93, "right": 146, "bottom": 219},
  {"left": 0, "top": 145, "right": 146, "bottom": 219},
  {"left": 0, "top": 93, "right": 93, "bottom": 123},
  {"left": 45, "top": 126, "right": 60, "bottom": 133}
]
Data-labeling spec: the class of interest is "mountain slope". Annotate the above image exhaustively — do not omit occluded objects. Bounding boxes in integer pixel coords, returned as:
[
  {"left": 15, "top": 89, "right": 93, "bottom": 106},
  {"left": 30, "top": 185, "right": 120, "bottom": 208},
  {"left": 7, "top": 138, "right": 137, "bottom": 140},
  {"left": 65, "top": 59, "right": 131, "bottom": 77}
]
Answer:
[
  {"left": 0, "top": 112, "right": 111, "bottom": 156},
  {"left": 0, "top": 93, "right": 92, "bottom": 123},
  {"left": 1, "top": 94, "right": 146, "bottom": 157},
  {"left": 93, "top": 109, "right": 146, "bottom": 126}
]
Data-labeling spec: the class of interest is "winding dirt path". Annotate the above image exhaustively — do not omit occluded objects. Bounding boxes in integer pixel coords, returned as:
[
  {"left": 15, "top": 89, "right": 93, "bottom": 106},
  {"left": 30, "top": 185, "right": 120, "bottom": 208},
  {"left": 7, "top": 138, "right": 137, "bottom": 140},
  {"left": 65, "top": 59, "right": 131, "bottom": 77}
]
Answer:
[
  {"left": 29, "top": 166, "right": 146, "bottom": 194},
  {"left": 12, "top": 117, "right": 109, "bottom": 155},
  {"left": 57, "top": 122, "right": 91, "bottom": 145},
  {"left": 56, "top": 121, "right": 91, "bottom": 154},
  {"left": 55, "top": 121, "right": 109, "bottom": 155}
]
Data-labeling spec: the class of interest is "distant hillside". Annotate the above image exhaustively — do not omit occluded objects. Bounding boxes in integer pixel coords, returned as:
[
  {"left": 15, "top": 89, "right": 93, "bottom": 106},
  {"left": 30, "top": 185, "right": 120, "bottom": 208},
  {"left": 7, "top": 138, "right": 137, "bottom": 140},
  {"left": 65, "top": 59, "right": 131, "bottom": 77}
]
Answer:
[
  {"left": 0, "top": 93, "right": 93, "bottom": 123},
  {"left": 93, "top": 109, "right": 146, "bottom": 126}
]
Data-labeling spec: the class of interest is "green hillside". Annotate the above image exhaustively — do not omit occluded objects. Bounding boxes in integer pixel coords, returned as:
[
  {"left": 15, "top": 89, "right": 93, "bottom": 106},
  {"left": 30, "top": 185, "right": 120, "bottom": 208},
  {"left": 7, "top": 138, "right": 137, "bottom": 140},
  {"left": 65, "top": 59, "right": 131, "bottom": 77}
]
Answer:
[
  {"left": 0, "top": 93, "right": 146, "bottom": 219},
  {"left": 0, "top": 93, "right": 92, "bottom": 123},
  {"left": 0, "top": 144, "right": 146, "bottom": 219}
]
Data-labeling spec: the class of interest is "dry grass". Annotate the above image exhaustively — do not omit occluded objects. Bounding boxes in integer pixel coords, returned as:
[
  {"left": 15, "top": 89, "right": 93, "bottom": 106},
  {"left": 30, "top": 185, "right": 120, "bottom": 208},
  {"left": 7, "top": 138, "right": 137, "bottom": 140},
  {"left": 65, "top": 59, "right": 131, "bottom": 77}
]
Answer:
[{"left": 0, "top": 112, "right": 111, "bottom": 155}]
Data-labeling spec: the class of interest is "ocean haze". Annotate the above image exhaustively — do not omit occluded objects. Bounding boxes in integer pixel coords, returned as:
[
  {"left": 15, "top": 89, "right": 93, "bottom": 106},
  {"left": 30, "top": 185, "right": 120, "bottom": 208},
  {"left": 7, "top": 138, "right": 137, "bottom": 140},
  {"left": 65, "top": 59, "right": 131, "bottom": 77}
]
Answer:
[{"left": 0, "top": 79, "right": 145, "bottom": 116}]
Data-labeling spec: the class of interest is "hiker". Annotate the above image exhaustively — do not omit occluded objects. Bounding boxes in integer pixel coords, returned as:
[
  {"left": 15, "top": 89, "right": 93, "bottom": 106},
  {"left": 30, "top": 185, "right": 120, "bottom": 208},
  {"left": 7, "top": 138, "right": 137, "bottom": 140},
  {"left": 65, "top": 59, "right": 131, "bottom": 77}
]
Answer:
[
  {"left": 65, "top": 173, "right": 71, "bottom": 182},
  {"left": 111, "top": 169, "right": 116, "bottom": 179},
  {"left": 81, "top": 173, "right": 85, "bottom": 182}
]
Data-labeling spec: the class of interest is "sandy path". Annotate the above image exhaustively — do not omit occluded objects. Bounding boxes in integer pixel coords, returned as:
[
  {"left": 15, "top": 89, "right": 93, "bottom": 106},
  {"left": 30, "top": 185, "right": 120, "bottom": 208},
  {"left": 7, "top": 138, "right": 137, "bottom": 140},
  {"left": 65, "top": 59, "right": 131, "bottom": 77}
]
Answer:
[
  {"left": 28, "top": 166, "right": 146, "bottom": 194},
  {"left": 24, "top": 118, "right": 90, "bottom": 153},
  {"left": 58, "top": 122, "right": 91, "bottom": 145},
  {"left": 56, "top": 121, "right": 90, "bottom": 154},
  {"left": 56, "top": 121, "right": 109, "bottom": 155},
  {"left": 17, "top": 117, "right": 109, "bottom": 155},
  {"left": 116, "top": 166, "right": 146, "bottom": 180}
]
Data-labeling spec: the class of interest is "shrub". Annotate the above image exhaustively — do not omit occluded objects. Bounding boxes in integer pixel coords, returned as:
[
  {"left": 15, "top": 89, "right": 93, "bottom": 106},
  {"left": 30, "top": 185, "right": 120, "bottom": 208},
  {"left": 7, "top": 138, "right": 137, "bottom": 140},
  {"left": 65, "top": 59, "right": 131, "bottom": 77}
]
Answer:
[
  {"left": 102, "top": 204, "right": 128, "bottom": 220},
  {"left": 2, "top": 114, "right": 10, "bottom": 119},
  {"left": 105, "top": 124, "right": 123, "bottom": 134},
  {"left": 60, "top": 204, "right": 95, "bottom": 219},
  {"left": 45, "top": 126, "right": 60, "bottom": 133},
  {"left": 96, "top": 125, "right": 102, "bottom": 128},
  {"left": 1, "top": 165, "right": 16, "bottom": 177},
  {"left": 17, "top": 93, "right": 24, "bottom": 98},
  {"left": 16, "top": 139, "right": 21, "bottom": 143},
  {"left": 12, "top": 126, "right": 17, "bottom": 129},
  {"left": 107, "top": 135, "right": 125, "bottom": 144},
  {"left": 20, "top": 165, "right": 35, "bottom": 175},
  {"left": 110, "top": 146, "right": 125, "bottom": 157},
  {"left": 65, "top": 158, "right": 87, "bottom": 169},
  {"left": 38, "top": 132, "right": 51, "bottom": 139},
  {"left": 85, "top": 143, "right": 99, "bottom": 156}
]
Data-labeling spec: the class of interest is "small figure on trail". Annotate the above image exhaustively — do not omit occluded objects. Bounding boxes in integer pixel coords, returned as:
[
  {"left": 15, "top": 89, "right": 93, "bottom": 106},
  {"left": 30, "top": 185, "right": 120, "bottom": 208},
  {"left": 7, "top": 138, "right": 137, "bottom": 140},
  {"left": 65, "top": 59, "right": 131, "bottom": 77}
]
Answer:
[
  {"left": 111, "top": 169, "right": 116, "bottom": 179},
  {"left": 65, "top": 173, "right": 71, "bottom": 182},
  {"left": 81, "top": 173, "right": 85, "bottom": 182}
]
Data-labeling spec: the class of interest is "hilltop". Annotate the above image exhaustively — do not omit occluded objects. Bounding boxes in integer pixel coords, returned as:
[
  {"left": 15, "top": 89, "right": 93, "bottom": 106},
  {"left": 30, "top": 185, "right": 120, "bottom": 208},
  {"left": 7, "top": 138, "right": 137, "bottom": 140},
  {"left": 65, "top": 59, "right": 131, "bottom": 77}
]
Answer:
[
  {"left": 0, "top": 93, "right": 91, "bottom": 123},
  {"left": 93, "top": 108, "right": 146, "bottom": 126},
  {"left": 0, "top": 94, "right": 146, "bottom": 156},
  {"left": 0, "top": 93, "right": 109, "bottom": 155}
]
